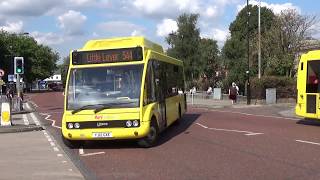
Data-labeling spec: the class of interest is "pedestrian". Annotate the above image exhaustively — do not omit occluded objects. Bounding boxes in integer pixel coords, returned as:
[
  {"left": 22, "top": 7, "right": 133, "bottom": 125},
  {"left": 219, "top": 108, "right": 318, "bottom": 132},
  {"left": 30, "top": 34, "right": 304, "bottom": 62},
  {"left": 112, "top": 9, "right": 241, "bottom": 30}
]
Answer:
[
  {"left": 229, "top": 82, "right": 239, "bottom": 104},
  {"left": 206, "top": 86, "right": 213, "bottom": 95}
]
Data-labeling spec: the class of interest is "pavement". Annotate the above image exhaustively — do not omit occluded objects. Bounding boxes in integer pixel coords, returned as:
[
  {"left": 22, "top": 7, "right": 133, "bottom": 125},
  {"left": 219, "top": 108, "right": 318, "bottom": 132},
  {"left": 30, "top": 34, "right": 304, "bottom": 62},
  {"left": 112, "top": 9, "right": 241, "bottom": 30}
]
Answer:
[
  {"left": 187, "top": 96, "right": 298, "bottom": 119},
  {"left": 0, "top": 99, "right": 84, "bottom": 179}
]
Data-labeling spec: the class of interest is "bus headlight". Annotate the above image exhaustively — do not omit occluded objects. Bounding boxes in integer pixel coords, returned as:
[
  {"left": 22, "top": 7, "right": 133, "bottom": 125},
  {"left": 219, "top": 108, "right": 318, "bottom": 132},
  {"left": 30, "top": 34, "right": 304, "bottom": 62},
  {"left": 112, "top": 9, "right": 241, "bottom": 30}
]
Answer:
[
  {"left": 68, "top": 123, "right": 74, "bottom": 129},
  {"left": 74, "top": 123, "right": 80, "bottom": 129},
  {"left": 132, "top": 120, "right": 139, "bottom": 127},
  {"left": 126, "top": 120, "right": 132, "bottom": 127}
]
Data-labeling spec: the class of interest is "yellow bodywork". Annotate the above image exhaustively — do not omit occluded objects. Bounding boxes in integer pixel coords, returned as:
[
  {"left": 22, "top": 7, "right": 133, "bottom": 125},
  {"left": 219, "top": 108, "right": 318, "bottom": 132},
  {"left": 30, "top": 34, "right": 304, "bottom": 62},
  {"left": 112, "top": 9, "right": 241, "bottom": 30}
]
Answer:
[
  {"left": 62, "top": 36, "right": 186, "bottom": 140},
  {"left": 296, "top": 50, "right": 320, "bottom": 119}
]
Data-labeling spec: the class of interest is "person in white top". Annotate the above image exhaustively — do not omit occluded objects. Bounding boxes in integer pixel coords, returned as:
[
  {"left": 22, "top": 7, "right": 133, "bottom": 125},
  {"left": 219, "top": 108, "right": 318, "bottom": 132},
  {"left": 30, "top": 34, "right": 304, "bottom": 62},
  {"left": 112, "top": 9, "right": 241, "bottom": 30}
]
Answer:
[{"left": 206, "top": 86, "right": 213, "bottom": 95}]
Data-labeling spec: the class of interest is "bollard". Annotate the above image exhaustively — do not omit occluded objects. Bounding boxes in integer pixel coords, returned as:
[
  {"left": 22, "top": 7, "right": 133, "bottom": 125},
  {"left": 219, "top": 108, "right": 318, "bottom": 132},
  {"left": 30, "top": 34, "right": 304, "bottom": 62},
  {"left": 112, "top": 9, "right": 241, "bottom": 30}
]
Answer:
[
  {"left": 1, "top": 102, "right": 11, "bottom": 126},
  {"left": 191, "top": 93, "right": 194, "bottom": 105}
]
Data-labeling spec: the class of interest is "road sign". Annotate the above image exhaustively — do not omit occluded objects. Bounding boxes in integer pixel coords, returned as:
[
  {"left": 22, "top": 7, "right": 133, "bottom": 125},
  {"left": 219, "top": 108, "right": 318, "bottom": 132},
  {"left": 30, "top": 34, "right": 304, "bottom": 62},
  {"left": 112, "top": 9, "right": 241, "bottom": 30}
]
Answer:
[
  {"left": 8, "top": 75, "right": 14, "bottom": 82},
  {"left": 0, "top": 69, "right": 4, "bottom": 77}
]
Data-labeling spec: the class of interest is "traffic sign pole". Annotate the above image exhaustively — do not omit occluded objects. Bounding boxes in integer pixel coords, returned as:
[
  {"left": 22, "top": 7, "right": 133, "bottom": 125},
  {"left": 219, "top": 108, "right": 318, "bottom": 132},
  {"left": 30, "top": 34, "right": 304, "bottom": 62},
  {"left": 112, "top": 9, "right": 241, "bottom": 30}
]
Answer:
[{"left": 0, "top": 69, "right": 5, "bottom": 99}]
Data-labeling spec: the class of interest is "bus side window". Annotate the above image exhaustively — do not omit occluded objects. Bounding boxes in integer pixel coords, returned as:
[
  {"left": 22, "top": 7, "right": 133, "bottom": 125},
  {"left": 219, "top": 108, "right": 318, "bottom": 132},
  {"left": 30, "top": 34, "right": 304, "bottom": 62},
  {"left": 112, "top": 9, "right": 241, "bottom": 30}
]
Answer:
[
  {"left": 145, "top": 60, "right": 156, "bottom": 105},
  {"left": 301, "top": 62, "right": 303, "bottom": 71}
]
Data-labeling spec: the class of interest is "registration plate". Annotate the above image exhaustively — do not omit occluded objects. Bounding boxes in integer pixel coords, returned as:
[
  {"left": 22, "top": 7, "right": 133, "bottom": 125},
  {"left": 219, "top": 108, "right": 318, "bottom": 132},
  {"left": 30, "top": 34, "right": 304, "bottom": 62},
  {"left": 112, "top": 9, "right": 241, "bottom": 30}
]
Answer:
[{"left": 92, "top": 132, "right": 112, "bottom": 138}]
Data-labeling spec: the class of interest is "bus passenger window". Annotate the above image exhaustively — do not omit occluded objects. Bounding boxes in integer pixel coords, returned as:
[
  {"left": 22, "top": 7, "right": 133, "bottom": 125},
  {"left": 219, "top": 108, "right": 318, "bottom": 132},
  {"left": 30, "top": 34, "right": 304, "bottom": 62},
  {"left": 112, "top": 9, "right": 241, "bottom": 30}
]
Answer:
[{"left": 301, "top": 62, "right": 303, "bottom": 70}]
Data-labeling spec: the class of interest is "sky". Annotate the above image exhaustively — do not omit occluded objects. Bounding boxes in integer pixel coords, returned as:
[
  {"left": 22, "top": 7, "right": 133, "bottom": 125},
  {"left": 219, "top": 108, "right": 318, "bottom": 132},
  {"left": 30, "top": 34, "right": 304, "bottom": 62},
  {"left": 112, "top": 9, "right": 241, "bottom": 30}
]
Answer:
[{"left": 0, "top": 0, "right": 319, "bottom": 63}]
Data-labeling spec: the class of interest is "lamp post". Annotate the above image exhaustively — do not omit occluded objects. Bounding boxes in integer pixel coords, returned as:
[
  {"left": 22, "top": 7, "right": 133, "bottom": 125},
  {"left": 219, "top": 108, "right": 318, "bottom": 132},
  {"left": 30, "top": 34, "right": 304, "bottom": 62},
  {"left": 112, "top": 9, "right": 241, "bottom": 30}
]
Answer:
[
  {"left": 246, "top": 0, "right": 251, "bottom": 105},
  {"left": 258, "top": 0, "right": 261, "bottom": 79}
]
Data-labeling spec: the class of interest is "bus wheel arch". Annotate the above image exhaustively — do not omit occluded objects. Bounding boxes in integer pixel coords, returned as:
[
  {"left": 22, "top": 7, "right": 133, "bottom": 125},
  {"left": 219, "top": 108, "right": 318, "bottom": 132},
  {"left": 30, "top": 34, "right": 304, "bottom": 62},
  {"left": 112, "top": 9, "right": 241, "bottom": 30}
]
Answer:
[{"left": 137, "top": 116, "right": 159, "bottom": 148}]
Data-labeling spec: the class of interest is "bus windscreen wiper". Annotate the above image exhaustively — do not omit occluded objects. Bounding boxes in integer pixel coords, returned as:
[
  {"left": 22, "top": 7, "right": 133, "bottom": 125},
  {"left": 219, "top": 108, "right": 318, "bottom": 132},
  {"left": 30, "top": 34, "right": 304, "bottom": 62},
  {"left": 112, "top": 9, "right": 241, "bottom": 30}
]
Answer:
[
  {"left": 94, "top": 105, "right": 111, "bottom": 114},
  {"left": 71, "top": 104, "right": 100, "bottom": 114}
]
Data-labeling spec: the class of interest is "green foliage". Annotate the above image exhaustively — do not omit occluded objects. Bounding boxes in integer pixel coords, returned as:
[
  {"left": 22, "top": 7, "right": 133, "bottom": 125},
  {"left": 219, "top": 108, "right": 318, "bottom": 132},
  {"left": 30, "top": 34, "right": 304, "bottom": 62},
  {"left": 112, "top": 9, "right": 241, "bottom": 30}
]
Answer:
[
  {"left": 0, "top": 30, "right": 59, "bottom": 83},
  {"left": 200, "top": 38, "right": 219, "bottom": 80},
  {"left": 166, "top": 13, "right": 201, "bottom": 82},
  {"left": 250, "top": 76, "right": 296, "bottom": 99},
  {"left": 222, "top": 5, "right": 276, "bottom": 90},
  {"left": 58, "top": 56, "right": 70, "bottom": 87}
]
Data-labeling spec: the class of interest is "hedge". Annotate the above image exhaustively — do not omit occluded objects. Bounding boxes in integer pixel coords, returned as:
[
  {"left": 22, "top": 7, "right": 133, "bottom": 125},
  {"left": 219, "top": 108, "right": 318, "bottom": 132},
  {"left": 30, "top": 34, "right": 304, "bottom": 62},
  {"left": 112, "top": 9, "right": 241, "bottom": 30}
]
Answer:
[{"left": 250, "top": 76, "right": 296, "bottom": 99}]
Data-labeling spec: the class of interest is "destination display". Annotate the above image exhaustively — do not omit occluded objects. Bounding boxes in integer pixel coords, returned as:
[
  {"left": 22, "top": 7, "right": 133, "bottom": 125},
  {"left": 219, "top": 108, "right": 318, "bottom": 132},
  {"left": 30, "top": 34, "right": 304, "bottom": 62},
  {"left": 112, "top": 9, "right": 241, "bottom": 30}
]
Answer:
[{"left": 72, "top": 47, "right": 143, "bottom": 65}]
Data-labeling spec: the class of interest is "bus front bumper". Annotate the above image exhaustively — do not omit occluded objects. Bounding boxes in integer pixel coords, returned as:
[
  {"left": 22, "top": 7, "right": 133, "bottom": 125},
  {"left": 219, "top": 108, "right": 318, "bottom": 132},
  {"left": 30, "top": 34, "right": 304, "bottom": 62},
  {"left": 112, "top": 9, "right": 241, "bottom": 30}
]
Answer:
[{"left": 62, "top": 121, "right": 150, "bottom": 140}]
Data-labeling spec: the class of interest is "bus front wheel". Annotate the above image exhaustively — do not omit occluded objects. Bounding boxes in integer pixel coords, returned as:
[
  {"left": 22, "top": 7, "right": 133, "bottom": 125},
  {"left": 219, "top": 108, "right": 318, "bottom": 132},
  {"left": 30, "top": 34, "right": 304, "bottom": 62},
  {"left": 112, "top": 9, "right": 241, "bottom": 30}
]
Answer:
[
  {"left": 62, "top": 135, "right": 83, "bottom": 149},
  {"left": 137, "top": 119, "right": 158, "bottom": 148}
]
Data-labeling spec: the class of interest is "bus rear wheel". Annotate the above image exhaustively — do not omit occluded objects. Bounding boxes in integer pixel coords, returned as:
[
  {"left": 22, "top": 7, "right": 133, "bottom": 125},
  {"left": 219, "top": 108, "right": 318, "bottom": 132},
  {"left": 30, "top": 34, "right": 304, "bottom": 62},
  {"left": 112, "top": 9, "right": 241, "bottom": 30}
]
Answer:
[
  {"left": 62, "top": 135, "right": 83, "bottom": 149},
  {"left": 137, "top": 119, "right": 158, "bottom": 148}
]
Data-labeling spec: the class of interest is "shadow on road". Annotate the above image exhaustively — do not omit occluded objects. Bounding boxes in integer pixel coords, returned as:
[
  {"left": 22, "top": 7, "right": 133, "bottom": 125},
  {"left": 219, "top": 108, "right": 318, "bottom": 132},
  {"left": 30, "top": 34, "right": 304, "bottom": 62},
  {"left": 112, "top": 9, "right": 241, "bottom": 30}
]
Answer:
[
  {"left": 297, "top": 118, "right": 320, "bottom": 127},
  {"left": 81, "top": 113, "right": 201, "bottom": 149}
]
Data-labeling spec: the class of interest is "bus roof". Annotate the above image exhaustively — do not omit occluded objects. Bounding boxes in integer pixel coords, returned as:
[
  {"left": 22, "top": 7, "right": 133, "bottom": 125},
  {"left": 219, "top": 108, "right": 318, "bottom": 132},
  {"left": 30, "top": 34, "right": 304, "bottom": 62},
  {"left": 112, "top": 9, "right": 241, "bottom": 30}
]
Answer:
[
  {"left": 301, "top": 49, "right": 320, "bottom": 61},
  {"left": 79, "top": 36, "right": 164, "bottom": 53}
]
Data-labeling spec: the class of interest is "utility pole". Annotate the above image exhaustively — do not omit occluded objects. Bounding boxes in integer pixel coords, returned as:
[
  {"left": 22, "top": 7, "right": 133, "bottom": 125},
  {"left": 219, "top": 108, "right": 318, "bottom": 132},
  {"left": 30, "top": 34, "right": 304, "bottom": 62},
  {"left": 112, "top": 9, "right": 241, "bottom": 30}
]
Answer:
[
  {"left": 246, "top": 0, "right": 251, "bottom": 105},
  {"left": 258, "top": 0, "right": 261, "bottom": 79}
]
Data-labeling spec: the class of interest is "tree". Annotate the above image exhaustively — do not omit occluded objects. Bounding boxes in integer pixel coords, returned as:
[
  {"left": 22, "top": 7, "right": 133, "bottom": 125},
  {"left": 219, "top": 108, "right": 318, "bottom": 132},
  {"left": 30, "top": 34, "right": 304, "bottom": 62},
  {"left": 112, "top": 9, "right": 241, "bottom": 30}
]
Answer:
[
  {"left": 221, "top": 5, "right": 276, "bottom": 90},
  {"left": 0, "top": 30, "right": 59, "bottom": 83},
  {"left": 199, "top": 38, "right": 220, "bottom": 86},
  {"left": 58, "top": 56, "right": 70, "bottom": 87},
  {"left": 263, "top": 9, "right": 318, "bottom": 76},
  {"left": 166, "top": 13, "right": 201, "bottom": 84}
]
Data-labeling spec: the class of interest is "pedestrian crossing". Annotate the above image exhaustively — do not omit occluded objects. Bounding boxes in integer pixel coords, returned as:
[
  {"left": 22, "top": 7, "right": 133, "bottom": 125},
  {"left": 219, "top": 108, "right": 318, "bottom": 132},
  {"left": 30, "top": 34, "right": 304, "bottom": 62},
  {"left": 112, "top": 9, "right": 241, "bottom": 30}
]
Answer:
[{"left": 10, "top": 103, "right": 41, "bottom": 126}]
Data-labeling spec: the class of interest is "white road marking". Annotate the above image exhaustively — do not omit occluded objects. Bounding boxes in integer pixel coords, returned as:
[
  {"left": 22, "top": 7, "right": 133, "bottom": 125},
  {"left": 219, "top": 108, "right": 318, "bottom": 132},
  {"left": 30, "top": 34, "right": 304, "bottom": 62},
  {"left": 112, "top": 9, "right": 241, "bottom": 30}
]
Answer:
[
  {"left": 79, "top": 148, "right": 84, "bottom": 155},
  {"left": 53, "top": 147, "right": 59, "bottom": 152},
  {"left": 81, "top": 152, "right": 105, "bottom": 157},
  {"left": 57, "top": 154, "right": 63, "bottom": 157},
  {"left": 26, "top": 103, "right": 31, "bottom": 111},
  {"left": 196, "top": 123, "right": 263, "bottom": 136},
  {"left": 200, "top": 108, "right": 300, "bottom": 121},
  {"left": 40, "top": 113, "right": 62, "bottom": 129},
  {"left": 30, "top": 113, "right": 40, "bottom": 126},
  {"left": 50, "top": 142, "right": 55, "bottom": 146},
  {"left": 22, "top": 114, "right": 29, "bottom": 125},
  {"left": 295, "top": 140, "right": 320, "bottom": 146}
]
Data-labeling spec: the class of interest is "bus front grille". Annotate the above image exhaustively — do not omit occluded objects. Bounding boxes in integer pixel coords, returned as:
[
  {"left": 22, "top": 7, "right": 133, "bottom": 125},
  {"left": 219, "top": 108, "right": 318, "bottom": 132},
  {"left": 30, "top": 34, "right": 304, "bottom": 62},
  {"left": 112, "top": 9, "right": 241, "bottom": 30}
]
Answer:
[{"left": 306, "top": 94, "right": 316, "bottom": 114}]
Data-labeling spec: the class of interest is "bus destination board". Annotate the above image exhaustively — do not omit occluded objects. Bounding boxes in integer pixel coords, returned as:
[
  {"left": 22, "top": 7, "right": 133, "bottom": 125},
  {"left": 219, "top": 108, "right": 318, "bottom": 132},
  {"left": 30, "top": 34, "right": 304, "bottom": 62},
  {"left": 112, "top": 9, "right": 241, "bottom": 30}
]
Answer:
[{"left": 72, "top": 47, "right": 143, "bottom": 65}]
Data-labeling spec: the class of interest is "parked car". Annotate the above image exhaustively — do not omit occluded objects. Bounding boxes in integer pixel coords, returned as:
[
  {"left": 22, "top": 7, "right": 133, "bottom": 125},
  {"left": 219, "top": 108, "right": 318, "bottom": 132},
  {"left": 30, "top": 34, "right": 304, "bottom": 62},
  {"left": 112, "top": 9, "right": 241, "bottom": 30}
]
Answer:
[{"left": 48, "top": 82, "right": 64, "bottom": 91}]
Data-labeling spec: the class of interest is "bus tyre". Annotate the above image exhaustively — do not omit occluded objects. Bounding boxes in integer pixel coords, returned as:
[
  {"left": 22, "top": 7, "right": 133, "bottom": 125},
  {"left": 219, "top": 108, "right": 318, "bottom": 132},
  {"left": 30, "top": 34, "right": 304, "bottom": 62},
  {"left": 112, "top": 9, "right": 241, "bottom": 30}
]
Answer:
[
  {"left": 62, "top": 135, "right": 83, "bottom": 149},
  {"left": 138, "top": 120, "right": 158, "bottom": 148}
]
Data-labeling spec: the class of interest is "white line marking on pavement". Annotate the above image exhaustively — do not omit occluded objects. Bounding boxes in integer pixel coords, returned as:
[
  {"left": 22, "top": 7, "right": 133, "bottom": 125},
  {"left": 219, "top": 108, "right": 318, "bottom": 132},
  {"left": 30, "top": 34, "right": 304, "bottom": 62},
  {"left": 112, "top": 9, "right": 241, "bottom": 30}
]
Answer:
[
  {"left": 50, "top": 142, "right": 55, "bottom": 146},
  {"left": 196, "top": 123, "right": 263, "bottom": 136},
  {"left": 295, "top": 140, "right": 320, "bottom": 146},
  {"left": 53, "top": 147, "right": 59, "bottom": 152},
  {"left": 26, "top": 103, "right": 31, "bottom": 111},
  {"left": 30, "top": 113, "right": 40, "bottom": 126},
  {"left": 22, "top": 114, "right": 29, "bottom": 125},
  {"left": 79, "top": 148, "right": 84, "bottom": 155},
  {"left": 202, "top": 109, "right": 300, "bottom": 121},
  {"left": 81, "top": 152, "right": 105, "bottom": 157},
  {"left": 40, "top": 113, "right": 61, "bottom": 129},
  {"left": 57, "top": 154, "right": 63, "bottom": 157}
]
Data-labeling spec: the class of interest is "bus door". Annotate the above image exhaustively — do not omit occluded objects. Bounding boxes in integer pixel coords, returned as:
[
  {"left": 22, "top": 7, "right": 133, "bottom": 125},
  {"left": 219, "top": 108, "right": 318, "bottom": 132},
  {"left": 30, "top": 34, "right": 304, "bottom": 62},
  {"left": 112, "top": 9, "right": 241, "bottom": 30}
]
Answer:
[
  {"left": 305, "top": 60, "right": 320, "bottom": 118},
  {"left": 154, "top": 61, "right": 167, "bottom": 130}
]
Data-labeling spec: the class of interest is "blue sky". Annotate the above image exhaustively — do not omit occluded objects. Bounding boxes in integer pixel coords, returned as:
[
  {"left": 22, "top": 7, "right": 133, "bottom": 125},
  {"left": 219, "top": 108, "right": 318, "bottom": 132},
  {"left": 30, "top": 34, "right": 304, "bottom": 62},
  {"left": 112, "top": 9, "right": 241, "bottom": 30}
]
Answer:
[{"left": 0, "top": 0, "right": 319, "bottom": 63}]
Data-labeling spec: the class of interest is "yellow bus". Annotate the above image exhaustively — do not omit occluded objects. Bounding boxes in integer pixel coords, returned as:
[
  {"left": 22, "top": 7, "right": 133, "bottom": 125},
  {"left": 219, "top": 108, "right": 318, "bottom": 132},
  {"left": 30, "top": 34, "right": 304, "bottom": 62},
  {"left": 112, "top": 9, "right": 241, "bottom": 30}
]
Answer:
[
  {"left": 62, "top": 37, "right": 187, "bottom": 148},
  {"left": 296, "top": 50, "right": 320, "bottom": 119}
]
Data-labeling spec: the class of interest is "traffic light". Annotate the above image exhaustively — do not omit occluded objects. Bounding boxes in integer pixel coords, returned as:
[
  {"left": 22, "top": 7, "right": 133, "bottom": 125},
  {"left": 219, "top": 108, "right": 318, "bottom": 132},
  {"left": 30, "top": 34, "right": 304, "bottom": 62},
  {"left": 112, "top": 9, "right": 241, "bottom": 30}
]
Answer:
[{"left": 14, "top": 57, "right": 24, "bottom": 74}]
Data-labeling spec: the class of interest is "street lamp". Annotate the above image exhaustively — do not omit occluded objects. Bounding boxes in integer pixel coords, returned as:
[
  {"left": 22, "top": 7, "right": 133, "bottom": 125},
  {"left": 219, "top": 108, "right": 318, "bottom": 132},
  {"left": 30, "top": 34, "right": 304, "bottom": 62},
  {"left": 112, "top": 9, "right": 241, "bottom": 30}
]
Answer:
[
  {"left": 246, "top": 0, "right": 251, "bottom": 105},
  {"left": 258, "top": 0, "right": 261, "bottom": 79}
]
